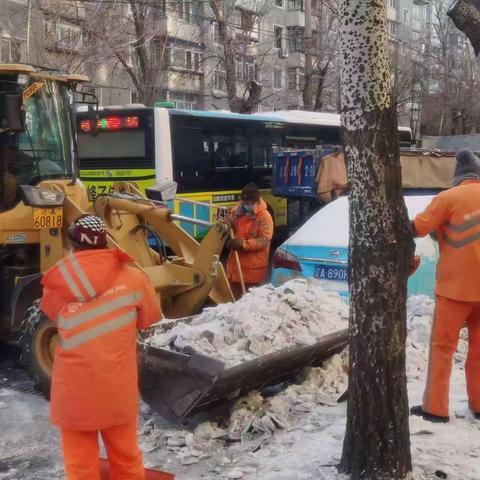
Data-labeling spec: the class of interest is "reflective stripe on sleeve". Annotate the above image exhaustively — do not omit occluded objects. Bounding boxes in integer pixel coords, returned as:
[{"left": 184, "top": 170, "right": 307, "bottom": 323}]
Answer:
[
  {"left": 58, "top": 260, "right": 85, "bottom": 302},
  {"left": 444, "top": 231, "right": 480, "bottom": 249},
  {"left": 67, "top": 253, "right": 97, "bottom": 299},
  {"left": 59, "top": 310, "right": 137, "bottom": 350},
  {"left": 58, "top": 291, "right": 141, "bottom": 330},
  {"left": 446, "top": 216, "right": 480, "bottom": 233}
]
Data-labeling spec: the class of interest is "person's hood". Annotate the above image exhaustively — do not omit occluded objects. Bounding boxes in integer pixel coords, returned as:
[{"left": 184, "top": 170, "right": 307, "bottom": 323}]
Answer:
[
  {"left": 41, "top": 248, "right": 134, "bottom": 303},
  {"left": 233, "top": 198, "right": 267, "bottom": 218},
  {"left": 453, "top": 149, "right": 480, "bottom": 186}
]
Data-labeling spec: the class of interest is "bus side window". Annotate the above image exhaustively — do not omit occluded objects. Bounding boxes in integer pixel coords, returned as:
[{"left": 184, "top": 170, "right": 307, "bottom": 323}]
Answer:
[
  {"left": 232, "top": 137, "right": 248, "bottom": 169},
  {"left": 213, "top": 139, "right": 232, "bottom": 169},
  {"left": 212, "top": 136, "right": 248, "bottom": 170},
  {"left": 172, "top": 128, "right": 210, "bottom": 189},
  {"left": 252, "top": 137, "right": 271, "bottom": 169}
]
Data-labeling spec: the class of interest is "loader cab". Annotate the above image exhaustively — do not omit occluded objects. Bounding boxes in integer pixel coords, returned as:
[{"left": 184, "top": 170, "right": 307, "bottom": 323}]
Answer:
[{"left": 0, "top": 65, "right": 76, "bottom": 211}]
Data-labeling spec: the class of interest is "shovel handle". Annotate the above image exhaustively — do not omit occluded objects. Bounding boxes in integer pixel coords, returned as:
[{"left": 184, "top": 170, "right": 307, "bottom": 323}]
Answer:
[{"left": 230, "top": 230, "right": 246, "bottom": 295}]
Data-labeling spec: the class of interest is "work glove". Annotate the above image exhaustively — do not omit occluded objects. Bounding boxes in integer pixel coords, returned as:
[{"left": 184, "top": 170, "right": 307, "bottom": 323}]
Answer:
[{"left": 226, "top": 238, "right": 244, "bottom": 251}]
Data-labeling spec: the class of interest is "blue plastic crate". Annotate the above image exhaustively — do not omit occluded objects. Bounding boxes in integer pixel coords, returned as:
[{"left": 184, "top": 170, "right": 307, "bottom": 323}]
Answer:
[{"left": 272, "top": 150, "right": 319, "bottom": 198}]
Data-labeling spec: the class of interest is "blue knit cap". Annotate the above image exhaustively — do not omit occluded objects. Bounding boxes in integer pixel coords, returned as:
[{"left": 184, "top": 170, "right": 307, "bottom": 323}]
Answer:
[{"left": 453, "top": 149, "right": 480, "bottom": 186}]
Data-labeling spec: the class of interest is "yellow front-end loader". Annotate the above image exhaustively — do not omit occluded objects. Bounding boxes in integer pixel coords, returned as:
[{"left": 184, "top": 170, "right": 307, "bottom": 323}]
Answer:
[
  {"left": 0, "top": 64, "right": 348, "bottom": 417},
  {"left": 0, "top": 64, "right": 235, "bottom": 396}
]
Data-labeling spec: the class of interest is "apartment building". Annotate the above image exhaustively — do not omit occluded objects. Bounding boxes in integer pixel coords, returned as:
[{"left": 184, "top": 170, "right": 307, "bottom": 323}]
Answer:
[
  {"left": 0, "top": 0, "right": 132, "bottom": 104},
  {"left": 155, "top": 0, "right": 313, "bottom": 111}
]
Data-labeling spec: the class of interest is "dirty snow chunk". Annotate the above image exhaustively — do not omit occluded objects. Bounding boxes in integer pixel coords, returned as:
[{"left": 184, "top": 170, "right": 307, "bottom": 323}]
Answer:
[
  {"left": 227, "top": 467, "right": 244, "bottom": 479},
  {"left": 148, "top": 279, "right": 348, "bottom": 367}
]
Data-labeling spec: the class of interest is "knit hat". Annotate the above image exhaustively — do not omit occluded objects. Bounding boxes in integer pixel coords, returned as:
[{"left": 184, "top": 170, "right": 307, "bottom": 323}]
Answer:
[
  {"left": 241, "top": 183, "right": 260, "bottom": 202},
  {"left": 453, "top": 149, "right": 480, "bottom": 186},
  {"left": 67, "top": 215, "right": 107, "bottom": 249}
]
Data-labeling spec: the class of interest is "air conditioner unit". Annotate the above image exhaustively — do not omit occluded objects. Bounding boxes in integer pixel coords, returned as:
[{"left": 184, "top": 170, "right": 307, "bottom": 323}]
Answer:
[{"left": 280, "top": 48, "right": 289, "bottom": 58}]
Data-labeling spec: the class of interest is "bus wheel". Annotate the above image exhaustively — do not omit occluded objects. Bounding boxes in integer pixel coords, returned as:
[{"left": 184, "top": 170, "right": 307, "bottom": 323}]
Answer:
[{"left": 20, "top": 300, "right": 56, "bottom": 399}]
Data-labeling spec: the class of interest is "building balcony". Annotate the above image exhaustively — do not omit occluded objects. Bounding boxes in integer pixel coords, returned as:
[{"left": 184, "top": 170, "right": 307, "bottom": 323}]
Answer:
[
  {"left": 386, "top": 6, "right": 397, "bottom": 21},
  {"left": 285, "top": 10, "right": 305, "bottom": 28},
  {"left": 164, "top": 16, "right": 204, "bottom": 45},
  {"left": 167, "top": 71, "right": 203, "bottom": 92},
  {"left": 287, "top": 51, "right": 305, "bottom": 67}
]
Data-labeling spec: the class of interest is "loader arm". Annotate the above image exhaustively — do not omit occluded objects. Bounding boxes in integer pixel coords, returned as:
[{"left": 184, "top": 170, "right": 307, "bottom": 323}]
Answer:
[{"left": 94, "top": 188, "right": 234, "bottom": 318}]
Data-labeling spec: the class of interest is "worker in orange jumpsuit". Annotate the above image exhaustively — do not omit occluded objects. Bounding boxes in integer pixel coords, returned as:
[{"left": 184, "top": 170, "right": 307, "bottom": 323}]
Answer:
[
  {"left": 411, "top": 149, "right": 480, "bottom": 423},
  {"left": 226, "top": 183, "right": 274, "bottom": 299},
  {"left": 40, "top": 215, "right": 161, "bottom": 479}
]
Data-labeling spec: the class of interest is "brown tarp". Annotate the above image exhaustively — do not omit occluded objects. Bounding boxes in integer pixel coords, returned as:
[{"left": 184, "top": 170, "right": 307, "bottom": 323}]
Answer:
[
  {"left": 400, "top": 152, "right": 456, "bottom": 188},
  {"left": 315, "top": 151, "right": 347, "bottom": 203},
  {"left": 315, "top": 151, "right": 457, "bottom": 202}
]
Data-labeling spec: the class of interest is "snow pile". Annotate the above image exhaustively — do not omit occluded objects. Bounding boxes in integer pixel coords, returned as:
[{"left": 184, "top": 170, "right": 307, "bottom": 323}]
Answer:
[
  {"left": 148, "top": 279, "right": 348, "bottom": 367},
  {"left": 195, "top": 353, "right": 347, "bottom": 441},
  {"left": 406, "top": 295, "right": 468, "bottom": 380},
  {"left": 140, "top": 353, "right": 348, "bottom": 468}
]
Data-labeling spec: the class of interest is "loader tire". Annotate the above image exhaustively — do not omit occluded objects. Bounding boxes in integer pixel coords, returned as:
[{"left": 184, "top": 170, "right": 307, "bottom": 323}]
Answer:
[{"left": 20, "top": 300, "right": 57, "bottom": 399}]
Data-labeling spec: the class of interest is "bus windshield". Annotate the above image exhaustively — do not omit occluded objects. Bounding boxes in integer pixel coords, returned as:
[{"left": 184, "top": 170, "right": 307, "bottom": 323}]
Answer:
[{"left": 1, "top": 78, "right": 75, "bottom": 210}]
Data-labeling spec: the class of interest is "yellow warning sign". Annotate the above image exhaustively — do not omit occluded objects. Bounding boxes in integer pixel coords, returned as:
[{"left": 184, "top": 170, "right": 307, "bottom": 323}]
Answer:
[{"left": 22, "top": 82, "right": 44, "bottom": 101}]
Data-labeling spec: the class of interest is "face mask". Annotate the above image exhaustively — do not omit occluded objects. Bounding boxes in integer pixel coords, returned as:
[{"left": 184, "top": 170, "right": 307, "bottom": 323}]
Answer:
[{"left": 243, "top": 203, "right": 255, "bottom": 213}]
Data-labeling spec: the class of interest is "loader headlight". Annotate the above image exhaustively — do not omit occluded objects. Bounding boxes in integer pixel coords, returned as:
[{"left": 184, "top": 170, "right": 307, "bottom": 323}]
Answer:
[{"left": 20, "top": 185, "right": 65, "bottom": 208}]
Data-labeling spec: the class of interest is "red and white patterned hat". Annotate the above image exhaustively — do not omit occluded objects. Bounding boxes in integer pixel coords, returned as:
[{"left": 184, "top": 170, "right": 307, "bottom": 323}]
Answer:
[{"left": 67, "top": 215, "right": 107, "bottom": 249}]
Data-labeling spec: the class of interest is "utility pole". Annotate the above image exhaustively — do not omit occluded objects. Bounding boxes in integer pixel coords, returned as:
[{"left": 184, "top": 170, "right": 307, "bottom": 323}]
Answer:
[
  {"left": 26, "top": 0, "right": 33, "bottom": 63},
  {"left": 302, "top": 0, "right": 313, "bottom": 110}
]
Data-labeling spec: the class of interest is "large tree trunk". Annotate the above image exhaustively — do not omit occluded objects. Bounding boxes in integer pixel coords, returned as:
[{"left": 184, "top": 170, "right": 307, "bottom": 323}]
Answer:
[
  {"left": 448, "top": 0, "right": 480, "bottom": 56},
  {"left": 302, "top": 0, "right": 314, "bottom": 110},
  {"left": 339, "top": 1, "right": 415, "bottom": 479}
]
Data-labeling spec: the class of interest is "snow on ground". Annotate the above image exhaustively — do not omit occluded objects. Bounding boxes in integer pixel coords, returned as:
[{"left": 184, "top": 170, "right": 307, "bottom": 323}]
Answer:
[{"left": 0, "top": 285, "right": 479, "bottom": 479}]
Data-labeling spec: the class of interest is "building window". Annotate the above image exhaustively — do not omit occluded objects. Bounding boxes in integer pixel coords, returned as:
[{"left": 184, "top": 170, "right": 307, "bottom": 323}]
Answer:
[
  {"left": 275, "top": 0, "right": 284, "bottom": 7},
  {"left": 158, "top": 0, "right": 166, "bottom": 16},
  {"left": 213, "top": 22, "right": 220, "bottom": 44},
  {"left": 241, "top": 11, "right": 254, "bottom": 31},
  {"left": 214, "top": 70, "right": 227, "bottom": 92},
  {"left": 288, "top": 0, "right": 304, "bottom": 11},
  {"left": 194, "top": 52, "right": 202, "bottom": 71},
  {"left": 0, "top": 38, "right": 11, "bottom": 62},
  {"left": 403, "top": 8, "right": 409, "bottom": 24},
  {"left": 185, "top": 50, "right": 192, "bottom": 70},
  {"left": 288, "top": 67, "right": 304, "bottom": 90},
  {"left": 388, "top": 20, "right": 398, "bottom": 36},
  {"left": 171, "top": 47, "right": 202, "bottom": 72},
  {"left": 57, "top": 23, "right": 82, "bottom": 49},
  {"left": 177, "top": 0, "right": 197, "bottom": 22},
  {"left": 388, "top": 0, "right": 397, "bottom": 8},
  {"left": 168, "top": 91, "right": 198, "bottom": 110},
  {"left": 131, "top": 90, "right": 140, "bottom": 103},
  {"left": 274, "top": 25, "right": 284, "bottom": 49},
  {"left": 287, "top": 26, "right": 304, "bottom": 52},
  {"left": 413, "top": 3, "right": 421, "bottom": 19},
  {"left": 236, "top": 59, "right": 258, "bottom": 81},
  {"left": 273, "top": 67, "right": 284, "bottom": 89},
  {"left": 46, "top": 21, "right": 82, "bottom": 49}
]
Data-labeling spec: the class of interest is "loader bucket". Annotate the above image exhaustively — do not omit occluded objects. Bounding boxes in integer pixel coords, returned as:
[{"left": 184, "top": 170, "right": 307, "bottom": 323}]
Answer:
[{"left": 139, "top": 329, "right": 349, "bottom": 419}]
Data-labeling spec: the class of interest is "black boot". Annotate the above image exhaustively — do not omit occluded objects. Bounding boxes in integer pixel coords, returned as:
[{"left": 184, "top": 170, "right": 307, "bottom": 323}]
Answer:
[
  {"left": 474, "top": 411, "right": 480, "bottom": 420},
  {"left": 410, "top": 405, "right": 450, "bottom": 423}
]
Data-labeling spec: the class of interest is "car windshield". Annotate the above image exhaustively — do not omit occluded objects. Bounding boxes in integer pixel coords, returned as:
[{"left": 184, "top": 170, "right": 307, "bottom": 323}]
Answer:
[{"left": 0, "top": 78, "right": 75, "bottom": 210}]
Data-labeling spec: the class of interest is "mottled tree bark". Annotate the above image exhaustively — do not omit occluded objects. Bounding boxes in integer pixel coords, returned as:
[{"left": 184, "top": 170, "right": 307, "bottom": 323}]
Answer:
[
  {"left": 448, "top": 0, "right": 480, "bottom": 56},
  {"left": 339, "top": 1, "right": 415, "bottom": 479}
]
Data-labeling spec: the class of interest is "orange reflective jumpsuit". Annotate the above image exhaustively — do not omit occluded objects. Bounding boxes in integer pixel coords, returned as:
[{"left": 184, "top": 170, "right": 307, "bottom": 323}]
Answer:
[
  {"left": 41, "top": 248, "right": 161, "bottom": 480},
  {"left": 414, "top": 179, "right": 480, "bottom": 417},
  {"left": 226, "top": 198, "right": 274, "bottom": 293}
]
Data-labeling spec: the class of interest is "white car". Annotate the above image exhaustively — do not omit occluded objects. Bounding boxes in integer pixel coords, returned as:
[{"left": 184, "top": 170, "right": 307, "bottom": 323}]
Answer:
[{"left": 271, "top": 195, "right": 438, "bottom": 298}]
